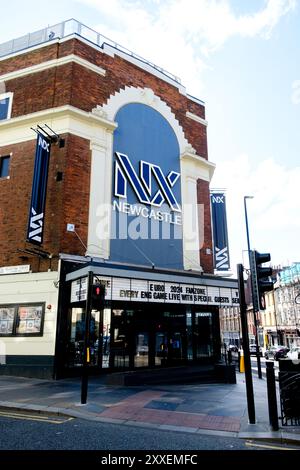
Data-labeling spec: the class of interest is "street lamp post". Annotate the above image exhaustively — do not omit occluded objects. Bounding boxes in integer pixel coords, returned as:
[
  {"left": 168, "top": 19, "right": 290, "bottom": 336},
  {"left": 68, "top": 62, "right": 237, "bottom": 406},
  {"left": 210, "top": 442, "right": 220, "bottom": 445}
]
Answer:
[{"left": 244, "top": 196, "right": 263, "bottom": 380}]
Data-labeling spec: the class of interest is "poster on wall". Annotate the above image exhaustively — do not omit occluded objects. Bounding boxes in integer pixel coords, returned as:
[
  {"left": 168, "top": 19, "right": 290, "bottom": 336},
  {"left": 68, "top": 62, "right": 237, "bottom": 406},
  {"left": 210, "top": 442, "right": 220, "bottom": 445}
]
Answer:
[
  {"left": 17, "top": 305, "right": 43, "bottom": 334},
  {"left": 210, "top": 191, "right": 230, "bottom": 271},
  {"left": 0, "top": 308, "right": 14, "bottom": 335},
  {"left": 27, "top": 133, "right": 51, "bottom": 245}
]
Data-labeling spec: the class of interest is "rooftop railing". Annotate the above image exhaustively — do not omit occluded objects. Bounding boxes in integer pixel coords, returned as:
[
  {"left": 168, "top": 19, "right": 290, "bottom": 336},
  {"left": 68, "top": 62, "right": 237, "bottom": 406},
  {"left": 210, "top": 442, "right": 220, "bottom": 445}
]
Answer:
[{"left": 0, "top": 18, "right": 181, "bottom": 84}]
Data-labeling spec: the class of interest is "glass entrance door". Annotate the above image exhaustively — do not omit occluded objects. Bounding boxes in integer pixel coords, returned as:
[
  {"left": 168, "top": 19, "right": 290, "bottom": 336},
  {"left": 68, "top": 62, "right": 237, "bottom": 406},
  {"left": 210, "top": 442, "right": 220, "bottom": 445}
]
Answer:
[
  {"left": 110, "top": 309, "right": 134, "bottom": 369},
  {"left": 154, "top": 310, "right": 187, "bottom": 366},
  {"left": 135, "top": 332, "right": 149, "bottom": 367},
  {"left": 194, "top": 312, "right": 213, "bottom": 359},
  {"left": 109, "top": 306, "right": 188, "bottom": 369}
]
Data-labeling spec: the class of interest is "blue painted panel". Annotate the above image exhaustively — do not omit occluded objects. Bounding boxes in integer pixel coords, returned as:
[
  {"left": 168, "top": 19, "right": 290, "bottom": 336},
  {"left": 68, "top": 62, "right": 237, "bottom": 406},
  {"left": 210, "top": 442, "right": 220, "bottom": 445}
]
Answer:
[
  {"left": 0, "top": 97, "right": 9, "bottom": 120},
  {"left": 110, "top": 103, "right": 183, "bottom": 269}
]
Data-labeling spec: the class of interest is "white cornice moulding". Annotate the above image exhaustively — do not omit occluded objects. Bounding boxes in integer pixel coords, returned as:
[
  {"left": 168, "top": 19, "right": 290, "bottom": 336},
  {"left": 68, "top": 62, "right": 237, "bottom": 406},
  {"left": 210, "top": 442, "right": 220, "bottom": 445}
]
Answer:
[
  {"left": 186, "top": 111, "right": 208, "bottom": 127},
  {"left": 0, "top": 54, "right": 106, "bottom": 82},
  {"left": 180, "top": 150, "right": 215, "bottom": 182},
  {"left": 0, "top": 105, "right": 117, "bottom": 146}
]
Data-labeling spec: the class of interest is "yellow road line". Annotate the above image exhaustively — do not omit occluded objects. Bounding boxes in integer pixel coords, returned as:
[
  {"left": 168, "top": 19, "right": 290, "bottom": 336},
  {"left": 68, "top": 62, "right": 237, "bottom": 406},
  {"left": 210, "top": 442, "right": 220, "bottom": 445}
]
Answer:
[
  {"left": 0, "top": 410, "right": 73, "bottom": 424},
  {"left": 246, "top": 441, "right": 297, "bottom": 451}
]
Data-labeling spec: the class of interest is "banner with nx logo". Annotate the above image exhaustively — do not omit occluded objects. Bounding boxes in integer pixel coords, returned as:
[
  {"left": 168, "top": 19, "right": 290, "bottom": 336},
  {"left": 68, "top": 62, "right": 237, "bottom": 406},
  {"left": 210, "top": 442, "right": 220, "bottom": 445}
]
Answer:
[
  {"left": 27, "top": 133, "right": 51, "bottom": 245},
  {"left": 210, "top": 192, "right": 230, "bottom": 271}
]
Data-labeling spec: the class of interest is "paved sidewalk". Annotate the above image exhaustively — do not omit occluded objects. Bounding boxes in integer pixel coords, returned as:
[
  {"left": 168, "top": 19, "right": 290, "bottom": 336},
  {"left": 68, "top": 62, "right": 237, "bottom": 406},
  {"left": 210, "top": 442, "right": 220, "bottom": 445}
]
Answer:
[{"left": 0, "top": 372, "right": 299, "bottom": 444}]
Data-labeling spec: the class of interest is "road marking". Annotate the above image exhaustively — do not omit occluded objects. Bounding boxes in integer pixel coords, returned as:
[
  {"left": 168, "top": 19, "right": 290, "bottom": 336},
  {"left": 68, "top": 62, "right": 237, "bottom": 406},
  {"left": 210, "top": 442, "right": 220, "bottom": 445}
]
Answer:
[
  {"left": 0, "top": 410, "right": 73, "bottom": 424},
  {"left": 246, "top": 441, "right": 297, "bottom": 450}
]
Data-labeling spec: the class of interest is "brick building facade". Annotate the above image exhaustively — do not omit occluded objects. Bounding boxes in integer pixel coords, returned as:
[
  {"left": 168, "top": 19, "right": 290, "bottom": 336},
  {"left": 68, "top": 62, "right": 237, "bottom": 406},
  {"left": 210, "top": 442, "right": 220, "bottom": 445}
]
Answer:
[{"left": 0, "top": 20, "right": 237, "bottom": 379}]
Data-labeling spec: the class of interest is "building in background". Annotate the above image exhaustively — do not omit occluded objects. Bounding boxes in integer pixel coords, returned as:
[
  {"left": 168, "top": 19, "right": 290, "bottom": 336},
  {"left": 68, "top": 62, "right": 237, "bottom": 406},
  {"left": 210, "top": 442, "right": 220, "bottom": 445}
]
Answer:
[
  {"left": 0, "top": 19, "right": 238, "bottom": 379},
  {"left": 273, "top": 264, "right": 300, "bottom": 348},
  {"left": 261, "top": 290, "right": 278, "bottom": 347},
  {"left": 219, "top": 306, "right": 240, "bottom": 348}
]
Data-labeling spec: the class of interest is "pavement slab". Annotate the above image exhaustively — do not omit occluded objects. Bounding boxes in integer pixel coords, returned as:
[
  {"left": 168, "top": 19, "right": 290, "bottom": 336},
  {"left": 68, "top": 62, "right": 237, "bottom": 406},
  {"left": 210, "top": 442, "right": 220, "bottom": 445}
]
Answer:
[{"left": 0, "top": 372, "right": 299, "bottom": 444}]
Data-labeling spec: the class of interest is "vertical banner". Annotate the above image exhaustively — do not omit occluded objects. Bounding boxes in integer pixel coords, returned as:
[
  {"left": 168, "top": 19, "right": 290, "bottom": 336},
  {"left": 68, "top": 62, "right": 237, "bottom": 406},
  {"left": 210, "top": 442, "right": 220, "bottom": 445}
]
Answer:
[
  {"left": 27, "top": 133, "right": 51, "bottom": 245},
  {"left": 210, "top": 192, "right": 230, "bottom": 271}
]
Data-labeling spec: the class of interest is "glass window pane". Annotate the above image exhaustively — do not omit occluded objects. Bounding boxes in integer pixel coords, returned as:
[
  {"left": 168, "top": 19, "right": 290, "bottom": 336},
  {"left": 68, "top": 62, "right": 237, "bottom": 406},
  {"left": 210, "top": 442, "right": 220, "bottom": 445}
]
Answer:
[
  {"left": 135, "top": 332, "right": 149, "bottom": 367},
  {"left": 67, "top": 308, "right": 85, "bottom": 366},
  {"left": 0, "top": 98, "right": 9, "bottom": 120},
  {"left": 102, "top": 308, "right": 111, "bottom": 368},
  {"left": 0, "top": 156, "right": 10, "bottom": 178},
  {"left": 110, "top": 309, "right": 131, "bottom": 369}
]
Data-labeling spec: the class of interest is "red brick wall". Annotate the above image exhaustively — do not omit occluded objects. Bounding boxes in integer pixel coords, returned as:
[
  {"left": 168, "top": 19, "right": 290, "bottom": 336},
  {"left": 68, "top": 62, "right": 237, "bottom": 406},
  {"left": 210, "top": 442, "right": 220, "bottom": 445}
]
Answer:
[
  {"left": 0, "top": 41, "right": 75, "bottom": 75},
  {"left": 0, "top": 134, "right": 90, "bottom": 272},
  {"left": 60, "top": 134, "right": 91, "bottom": 255},
  {"left": 197, "top": 179, "right": 214, "bottom": 273},
  {"left": 1, "top": 39, "right": 207, "bottom": 159}
]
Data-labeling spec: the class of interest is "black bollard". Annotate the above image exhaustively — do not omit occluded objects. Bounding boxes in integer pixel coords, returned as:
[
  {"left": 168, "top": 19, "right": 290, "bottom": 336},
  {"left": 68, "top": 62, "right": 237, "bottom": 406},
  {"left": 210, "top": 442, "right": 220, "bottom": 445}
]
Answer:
[{"left": 266, "top": 361, "right": 279, "bottom": 431}]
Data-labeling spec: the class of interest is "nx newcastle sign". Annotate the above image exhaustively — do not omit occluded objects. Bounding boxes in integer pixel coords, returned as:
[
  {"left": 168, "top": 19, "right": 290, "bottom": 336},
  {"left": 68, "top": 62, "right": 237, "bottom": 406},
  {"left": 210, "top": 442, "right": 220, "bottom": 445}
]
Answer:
[
  {"left": 113, "top": 152, "right": 182, "bottom": 225},
  {"left": 110, "top": 102, "right": 183, "bottom": 269},
  {"left": 27, "top": 133, "right": 51, "bottom": 245}
]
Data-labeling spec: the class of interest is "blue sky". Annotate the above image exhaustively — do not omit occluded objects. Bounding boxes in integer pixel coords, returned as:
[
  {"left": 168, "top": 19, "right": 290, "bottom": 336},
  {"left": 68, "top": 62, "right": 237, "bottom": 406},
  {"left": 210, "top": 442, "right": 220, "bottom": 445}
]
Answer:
[{"left": 1, "top": 0, "right": 299, "bottom": 272}]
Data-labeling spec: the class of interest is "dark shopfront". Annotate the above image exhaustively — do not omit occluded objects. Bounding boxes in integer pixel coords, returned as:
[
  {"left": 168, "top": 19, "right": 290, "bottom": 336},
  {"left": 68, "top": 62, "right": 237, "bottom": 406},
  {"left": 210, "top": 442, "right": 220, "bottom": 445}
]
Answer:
[{"left": 54, "top": 260, "right": 239, "bottom": 378}]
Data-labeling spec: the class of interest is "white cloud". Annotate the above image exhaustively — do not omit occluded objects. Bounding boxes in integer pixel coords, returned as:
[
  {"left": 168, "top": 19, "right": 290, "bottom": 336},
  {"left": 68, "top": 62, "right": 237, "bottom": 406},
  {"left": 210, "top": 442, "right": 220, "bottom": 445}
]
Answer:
[
  {"left": 235, "top": 0, "right": 297, "bottom": 40},
  {"left": 211, "top": 155, "right": 300, "bottom": 270},
  {"left": 292, "top": 79, "right": 300, "bottom": 104},
  {"left": 75, "top": 0, "right": 296, "bottom": 95}
]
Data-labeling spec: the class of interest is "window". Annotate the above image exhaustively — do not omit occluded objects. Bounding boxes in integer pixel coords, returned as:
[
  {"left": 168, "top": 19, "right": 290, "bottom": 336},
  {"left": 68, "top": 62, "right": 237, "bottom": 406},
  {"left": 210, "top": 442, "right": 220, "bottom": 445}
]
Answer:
[
  {"left": 0, "top": 307, "right": 14, "bottom": 335},
  {"left": 0, "top": 155, "right": 10, "bottom": 178},
  {"left": 0, "top": 303, "right": 45, "bottom": 336},
  {"left": 0, "top": 92, "right": 13, "bottom": 120}
]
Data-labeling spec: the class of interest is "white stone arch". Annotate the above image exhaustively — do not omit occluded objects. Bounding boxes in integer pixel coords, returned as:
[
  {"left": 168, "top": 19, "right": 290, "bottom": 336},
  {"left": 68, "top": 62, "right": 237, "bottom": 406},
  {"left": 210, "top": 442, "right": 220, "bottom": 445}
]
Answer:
[
  {"left": 92, "top": 86, "right": 195, "bottom": 154},
  {"left": 88, "top": 85, "right": 204, "bottom": 271}
]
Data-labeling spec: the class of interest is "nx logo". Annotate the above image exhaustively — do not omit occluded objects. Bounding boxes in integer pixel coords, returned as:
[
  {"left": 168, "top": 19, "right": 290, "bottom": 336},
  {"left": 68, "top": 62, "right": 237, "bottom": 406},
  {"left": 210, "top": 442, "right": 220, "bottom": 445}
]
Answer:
[
  {"left": 28, "top": 208, "right": 44, "bottom": 243},
  {"left": 215, "top": 246, "right": 229, "bottom": 270},
  {"left": 38, "top": 135, "right": 50, "bottom": 152},
  {"left": 114, "top": 152, "right": 181, "bottom": 212},
  {"left": 212, "top": 195, "right": 224, "bottom": 204}
]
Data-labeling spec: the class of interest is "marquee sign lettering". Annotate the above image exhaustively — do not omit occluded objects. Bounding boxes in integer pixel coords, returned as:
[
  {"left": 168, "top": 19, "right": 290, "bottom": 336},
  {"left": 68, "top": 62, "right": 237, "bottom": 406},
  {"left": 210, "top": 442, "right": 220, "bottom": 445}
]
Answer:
[{"left": 71, "top": 275, "right": 239, "bottom": 306}]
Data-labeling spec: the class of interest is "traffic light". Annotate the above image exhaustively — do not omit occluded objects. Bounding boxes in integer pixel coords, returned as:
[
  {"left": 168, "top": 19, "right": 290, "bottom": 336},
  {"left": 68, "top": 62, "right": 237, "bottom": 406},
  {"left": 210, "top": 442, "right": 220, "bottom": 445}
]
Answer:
[
  {"left": 91, "top": 283, "right": 105, "bottom": 310},
  {"left": 253, "top": 251, "right": 273, "bottom": 310}
]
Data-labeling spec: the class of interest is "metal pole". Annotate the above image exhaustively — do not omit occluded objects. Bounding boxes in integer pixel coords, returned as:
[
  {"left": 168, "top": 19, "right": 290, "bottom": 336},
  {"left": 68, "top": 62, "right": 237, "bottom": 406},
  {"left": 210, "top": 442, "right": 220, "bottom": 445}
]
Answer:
[
  {"left": 238, "top": 263, "right": 256, "bottom": 424},
  {"left": 244, "top": 196, "right": 263, "bottom": 379},
  {"left": 81, "top": 270, "right": 93, "bottom": 404},
  {"left": 266, "top": 361, "right": 279, "bottom": 431}
]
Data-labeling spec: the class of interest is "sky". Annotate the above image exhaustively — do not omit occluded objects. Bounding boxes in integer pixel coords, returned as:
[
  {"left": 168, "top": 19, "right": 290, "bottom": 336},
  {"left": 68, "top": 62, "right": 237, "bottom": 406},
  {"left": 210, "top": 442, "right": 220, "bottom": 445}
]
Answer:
[{"left": 1, "top": 0, "right": 299, "bottom": 273}]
